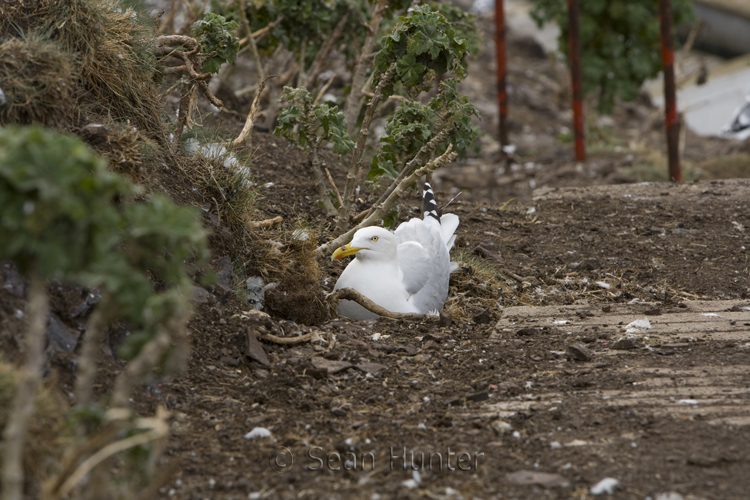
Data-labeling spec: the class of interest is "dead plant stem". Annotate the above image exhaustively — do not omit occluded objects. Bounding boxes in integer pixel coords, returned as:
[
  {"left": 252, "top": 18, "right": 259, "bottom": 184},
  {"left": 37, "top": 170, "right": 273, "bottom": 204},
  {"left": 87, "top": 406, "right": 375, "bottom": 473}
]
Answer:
[
  {"left": 338, "top": 63, "right": 397, "bottom": 231},
  {"left": 344, "top": 0, "right": 388, "bottom": 136},
  {"left": 328, "top": 288, "right": 428, "bottom": 320},
  {"left": 1, "top": 272, "right": 49, "bottom": 500},
  {"left": 233, "top": 75, "right": 274, "bottom": 148}
]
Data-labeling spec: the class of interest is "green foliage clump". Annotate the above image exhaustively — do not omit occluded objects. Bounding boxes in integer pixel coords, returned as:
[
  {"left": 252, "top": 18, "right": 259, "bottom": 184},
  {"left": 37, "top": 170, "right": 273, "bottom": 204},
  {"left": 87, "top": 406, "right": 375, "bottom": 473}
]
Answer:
[
  {"left": 374, "top": 5, "right": 469, "bottom": 96},
  {"left": 192, "top": 12, "right": 240, "bottom": 73},
  {"left": 213, "top": 0, "right": 368, "bottom": 66},
  {"left": 0, "top": 126, "right": 209, "bottom": 361},
  {"left": 370, "top": 81, "right": 478, "bottom": 180},
  {"left": 276, "top": 87, "right": 354, "bottom": 156},
  {"left": 531, "top": 0, "right": 694, "bottom": 113},
  {"left": 0, "top": 126, "right": 132, "bottom": 277},
  {"left": 428, "top": 1, "right": 481, "bottom": 57}
]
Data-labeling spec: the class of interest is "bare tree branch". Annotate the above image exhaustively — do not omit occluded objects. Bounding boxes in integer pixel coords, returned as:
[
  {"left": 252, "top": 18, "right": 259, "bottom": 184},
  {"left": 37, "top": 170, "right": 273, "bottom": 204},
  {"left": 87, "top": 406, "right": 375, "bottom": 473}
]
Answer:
[
  {"left": 360, "top": 123, "right": 453, "bottom": 223},
  {"left": 111, "top": 311, "right": 189, "bottom": 409},
  {"left": 327, "top": 288, "right": 428, "bottom": 320},
  {"left": 304, "top": 11, "right": 350, "bottom": 89},
  {"left": 337, "top": 63, "right": 397, "bottom": 230},
  {"left": 74, "top": 302, "right": 108, "bottom": 407},
  {"left": 310, "top": 147, "right": 338, "bottom": 215}
]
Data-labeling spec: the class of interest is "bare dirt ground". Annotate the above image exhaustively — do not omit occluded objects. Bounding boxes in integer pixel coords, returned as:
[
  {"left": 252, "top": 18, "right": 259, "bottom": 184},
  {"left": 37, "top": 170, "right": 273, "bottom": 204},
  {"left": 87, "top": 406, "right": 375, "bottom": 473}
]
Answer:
[
  {"left": 127, "top": 173, "right": 749, "bottom": 500},
  {"left": 2, "top": 2, "right": 750, "bottom": 499}
]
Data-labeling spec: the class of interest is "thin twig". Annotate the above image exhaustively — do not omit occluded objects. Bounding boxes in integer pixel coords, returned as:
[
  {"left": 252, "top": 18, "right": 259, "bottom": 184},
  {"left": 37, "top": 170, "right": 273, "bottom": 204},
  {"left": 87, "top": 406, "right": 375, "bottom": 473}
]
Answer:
[
  {"left": 313, "top": 72, "right": 338, "bottom": 105},
  {"left": 344, "top": 0, "right": 388, "bottom": 136},
  {"left": 238, "top": 0, "right": 265, "bottom": 82},
  {"left": 55, "top": 408, "right": 171, "bottom": 499},
  {"left": 74, "top": 303, "right": 108, "bottom": 407},
  {"left": 360, "top": 123, "right": 453, "bottom": 223},
  {"left": 246, "top": 216, "right": 284, "bottom": 228},
  {"left": 238, "top": 17, "right": 284, "bottom": 48},
  {"left": 233, "top": 75, "right": 274, "bottom": 147},
  {"left": 304, "top": 11, "right": 350, "bottom": 89},
  {"left": 42, "top": 422, "right": 121, "bottom": 500},
  {"left": 310, "top": 148, "right": 338, "bottom": 215},
  {"left": 111, "top": 312, "right": 188, "bottom": 408},
  {"left": 260, "top": 332, "right": 320, "bottom": 344},
  {"left": 325, "top": 167, "right": 343, "bottom": 206},
  {"left": 338, "top": 63, "right": 397, "bottom": 230}
]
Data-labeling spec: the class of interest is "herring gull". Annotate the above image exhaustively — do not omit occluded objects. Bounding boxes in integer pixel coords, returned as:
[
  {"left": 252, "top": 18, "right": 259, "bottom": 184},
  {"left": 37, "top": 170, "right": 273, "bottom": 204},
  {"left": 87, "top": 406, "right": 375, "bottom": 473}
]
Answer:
[{"left": 331, "top": 183, "right": 459, "bottom": 319}]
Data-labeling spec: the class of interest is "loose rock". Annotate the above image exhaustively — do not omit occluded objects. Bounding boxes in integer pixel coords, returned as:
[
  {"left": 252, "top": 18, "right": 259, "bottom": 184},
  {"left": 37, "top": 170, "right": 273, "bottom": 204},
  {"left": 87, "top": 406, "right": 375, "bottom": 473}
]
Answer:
[{"left": 567, "top": 343, "right": 593, "bottom": 362}]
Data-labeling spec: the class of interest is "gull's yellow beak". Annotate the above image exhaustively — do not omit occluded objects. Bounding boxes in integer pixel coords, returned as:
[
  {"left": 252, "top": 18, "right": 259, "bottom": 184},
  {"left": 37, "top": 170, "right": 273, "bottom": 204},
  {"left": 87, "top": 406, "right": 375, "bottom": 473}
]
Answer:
[{"left": 331, "top": 243, "right": 364, "bottom": 260}]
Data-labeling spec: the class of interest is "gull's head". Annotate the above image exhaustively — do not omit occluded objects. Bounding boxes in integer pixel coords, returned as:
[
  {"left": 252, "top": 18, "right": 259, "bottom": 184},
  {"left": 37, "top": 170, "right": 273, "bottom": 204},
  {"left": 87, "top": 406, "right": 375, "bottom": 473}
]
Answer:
[{"left": 331, "top": 227, "right": 396, "bottom": 261}]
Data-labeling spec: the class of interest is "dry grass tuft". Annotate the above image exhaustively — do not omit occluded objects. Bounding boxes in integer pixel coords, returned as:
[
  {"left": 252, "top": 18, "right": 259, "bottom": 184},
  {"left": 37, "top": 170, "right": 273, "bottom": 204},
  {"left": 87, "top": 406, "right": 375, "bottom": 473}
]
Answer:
[
  {"left": 182, "top": 152, "right": 258, "bottom": 232},
  {"left": 0, "top": 0, "right": 164, "bottom": 136},
  {"left": 0, "top": 33, "right": 76, "bottom": 127},
  {"left": 696, "top": 153, "right": 750, "bottom": 180}
]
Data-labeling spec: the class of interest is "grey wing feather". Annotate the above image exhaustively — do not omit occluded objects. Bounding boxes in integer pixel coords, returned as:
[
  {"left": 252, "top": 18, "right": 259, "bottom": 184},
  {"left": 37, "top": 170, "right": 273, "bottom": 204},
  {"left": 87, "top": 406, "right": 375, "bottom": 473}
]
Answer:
[{"left": 397, "top": 241, "right": 432, "bottom": 295}]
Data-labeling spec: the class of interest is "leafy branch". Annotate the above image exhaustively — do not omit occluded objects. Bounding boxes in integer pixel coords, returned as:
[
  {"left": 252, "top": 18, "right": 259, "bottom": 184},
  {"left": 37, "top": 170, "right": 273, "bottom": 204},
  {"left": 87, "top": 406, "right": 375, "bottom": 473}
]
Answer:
[
  {"left": 275, "top": 86, "right": 355, "bottom": 215},
  {"left": 270, "top": 4, "right": 479, "bottom": 253}
]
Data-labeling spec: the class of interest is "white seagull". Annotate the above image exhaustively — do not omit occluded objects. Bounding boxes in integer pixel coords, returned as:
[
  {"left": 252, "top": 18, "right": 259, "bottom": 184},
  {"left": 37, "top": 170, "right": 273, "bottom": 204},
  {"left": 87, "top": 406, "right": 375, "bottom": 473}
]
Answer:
[
  {"left": 331, "top": 183, "right": 459, "bottom": 320},
  {"left": 721, "top": 97, "right": 750, "bottom": 141}
]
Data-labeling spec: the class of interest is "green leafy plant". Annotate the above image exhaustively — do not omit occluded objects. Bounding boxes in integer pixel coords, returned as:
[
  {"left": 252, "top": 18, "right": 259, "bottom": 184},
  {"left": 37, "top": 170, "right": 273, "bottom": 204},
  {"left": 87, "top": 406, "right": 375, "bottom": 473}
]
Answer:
[
  {"left": 276, "top": 86, "right": 355, "bottom": 214},
  {"left": 270, "top": 4, "right": 478, "bottom": 254},
  {"left": 374, "top": 5, "right": 468, "bottom": 96},
  {"left": 192, "top": 12, "right": 240, "bottom": 73},
  {"left": 530, "top": 0, "right": 694, "bottom": 113},
  {"left": 213, "top": 0, "right": 369, "bottom": 87},
  {"left": 429, "top": 1, "right": 481, "bottom": 57},
  {"left": 0, "top": 125, "right": 209, "bottom": 499},
  {"left": 370, "top": 81, "right": 478, "bottom": 181}
]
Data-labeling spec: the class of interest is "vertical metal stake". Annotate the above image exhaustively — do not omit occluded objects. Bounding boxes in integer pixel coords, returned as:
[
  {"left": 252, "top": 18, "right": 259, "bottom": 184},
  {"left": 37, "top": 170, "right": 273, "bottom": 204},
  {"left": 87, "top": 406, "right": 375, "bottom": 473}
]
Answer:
[
  {"left": 659, "top": 0, "right": 682, "bottom": 182},
  {"left": 567, "top": 0, "right": 585, "bottom": 162},
  {"left": 495, "top": 0, "right": 509, "bottom": 149}
]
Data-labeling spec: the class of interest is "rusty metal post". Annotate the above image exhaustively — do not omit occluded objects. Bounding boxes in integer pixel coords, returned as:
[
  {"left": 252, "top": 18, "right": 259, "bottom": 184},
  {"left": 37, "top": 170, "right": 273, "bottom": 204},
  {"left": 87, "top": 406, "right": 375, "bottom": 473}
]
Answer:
[
  {"left": 566, "top": 0, "right": 585, "bottom": 162},
  {"left": 659, "top": 0, "right": 682, "bottom": 182},
  {"left": 495, "top": 0, "right": 508, "bottom": 148}
]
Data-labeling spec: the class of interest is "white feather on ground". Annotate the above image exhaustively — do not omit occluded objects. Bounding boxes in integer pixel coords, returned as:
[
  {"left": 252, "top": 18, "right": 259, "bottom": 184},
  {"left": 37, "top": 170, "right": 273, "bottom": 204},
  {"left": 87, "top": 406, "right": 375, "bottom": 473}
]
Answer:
[{"left": 331, "top": 186, "right": 459, "bottom": 320}]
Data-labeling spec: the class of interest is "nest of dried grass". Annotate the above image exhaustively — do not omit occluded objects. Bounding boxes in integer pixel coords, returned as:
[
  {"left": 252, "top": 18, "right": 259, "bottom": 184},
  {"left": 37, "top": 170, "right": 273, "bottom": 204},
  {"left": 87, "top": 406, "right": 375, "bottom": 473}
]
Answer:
[
  {"left": 250, "top": 223, "right": 330, "bottom": 326},
  {"left": 446, "top": 249, "right": 511, "bottom": 321}
]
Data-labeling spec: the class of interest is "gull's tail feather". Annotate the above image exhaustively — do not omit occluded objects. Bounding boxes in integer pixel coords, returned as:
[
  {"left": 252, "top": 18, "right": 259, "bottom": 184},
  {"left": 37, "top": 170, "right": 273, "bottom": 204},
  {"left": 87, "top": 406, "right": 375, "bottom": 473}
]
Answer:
[
  {"left": 422, "top": 182, "right": 440, "bottom": 221},
  {"left": 439, "top": 213, "right": 459, "bottom": 250}
]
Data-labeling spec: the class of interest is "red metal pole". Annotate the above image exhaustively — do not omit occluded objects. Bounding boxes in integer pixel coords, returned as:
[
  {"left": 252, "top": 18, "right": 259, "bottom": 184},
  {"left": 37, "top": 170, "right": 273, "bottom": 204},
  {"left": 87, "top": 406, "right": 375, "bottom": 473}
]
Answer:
[
  {"left": 659, "top": 0, "right": 682, "bottom": 182},
  {"left": 566, "top": 0, "right": 585, "bottom": 162},
  {"left": 495, "top": 0, "right": 508, "bottom": 148}
]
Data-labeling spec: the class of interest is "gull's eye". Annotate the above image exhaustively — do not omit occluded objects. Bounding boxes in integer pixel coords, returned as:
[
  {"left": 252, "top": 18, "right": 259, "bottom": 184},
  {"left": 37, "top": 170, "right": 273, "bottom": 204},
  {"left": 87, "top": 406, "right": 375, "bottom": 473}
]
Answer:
[{"left": 371, "top": 236, "right": 379, "bottom": 242}]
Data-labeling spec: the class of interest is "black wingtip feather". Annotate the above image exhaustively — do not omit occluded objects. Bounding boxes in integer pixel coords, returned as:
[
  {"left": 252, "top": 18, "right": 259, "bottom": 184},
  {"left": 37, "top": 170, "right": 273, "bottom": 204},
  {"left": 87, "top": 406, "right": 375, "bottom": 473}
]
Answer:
[{"left": 422, "top": 182, "right": 440, "bottom": 221}]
